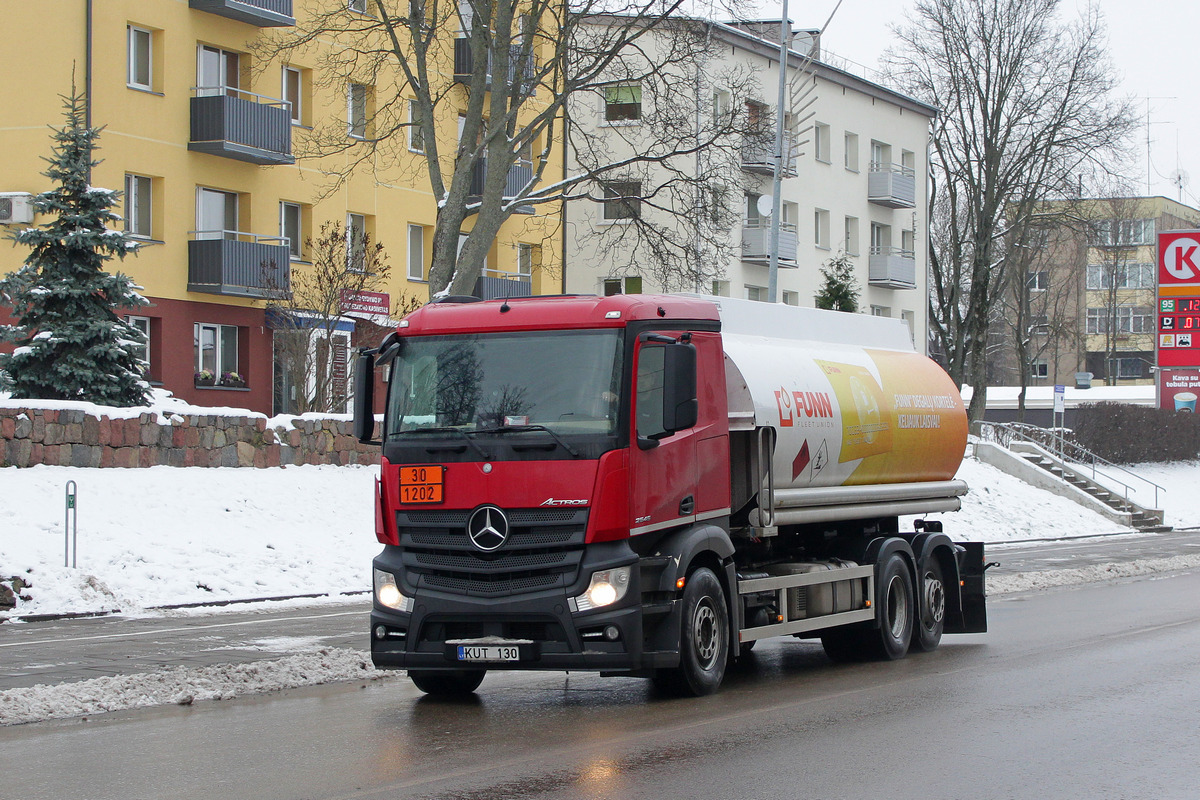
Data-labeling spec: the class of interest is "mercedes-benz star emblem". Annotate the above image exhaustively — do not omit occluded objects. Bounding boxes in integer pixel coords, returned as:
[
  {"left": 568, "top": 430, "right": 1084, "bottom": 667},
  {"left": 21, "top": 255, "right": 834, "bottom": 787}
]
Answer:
[{"left": 467, "top": 506, "right": 509, "bottom": 552}]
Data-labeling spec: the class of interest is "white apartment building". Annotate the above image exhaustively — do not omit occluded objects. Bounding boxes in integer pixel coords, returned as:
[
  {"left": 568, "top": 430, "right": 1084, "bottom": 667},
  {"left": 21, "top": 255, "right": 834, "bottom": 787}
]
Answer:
[{"left": 564, "top": 20, "right": 936, "bottom": 351}]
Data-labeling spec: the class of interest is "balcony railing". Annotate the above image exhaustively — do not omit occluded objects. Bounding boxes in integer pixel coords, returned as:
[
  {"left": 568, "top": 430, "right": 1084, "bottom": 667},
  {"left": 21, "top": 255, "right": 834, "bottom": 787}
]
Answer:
[
  {"left": 188, "top": 231, "right": 291, "bottom": 299},
  {"left": 467, "top": 159, "right": 535, "bottom": 213},
  {"left": 741, "top": 132, "right": 798, "bottom": 177},
  {"left": 741, "top": 221, "right": 798, "bottom": 266},
  {"left": 868, "top": 245, "right": 916, "bottom": 288},
  {"left": 189, "top": 87, "right": 293, "bottom": 165},
  {"left": 189, "top": 0, "right": 294, "bottom": 26},
  {"left": 454, "top": 39, "right": 535, "bottom": 90},
  {"left": 474, "top": 269, "right": 533, "bottom": 301},
  {"left": 868, "top": 162, "right": 916, "bottom": 208}
]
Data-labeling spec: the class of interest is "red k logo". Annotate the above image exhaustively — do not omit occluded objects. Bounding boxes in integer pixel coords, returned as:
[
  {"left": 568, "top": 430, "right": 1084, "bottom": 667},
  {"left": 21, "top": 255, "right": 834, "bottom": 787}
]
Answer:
[{"left": 1164, "top": 237, "right": 1200, "bottom": 281}]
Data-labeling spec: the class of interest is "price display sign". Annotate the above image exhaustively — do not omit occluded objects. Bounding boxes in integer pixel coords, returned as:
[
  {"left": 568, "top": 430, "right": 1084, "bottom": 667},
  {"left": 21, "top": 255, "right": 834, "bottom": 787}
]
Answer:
[
  {"left": 1157, "top": 231, "right": 1200, "bottom": 409},
  {"left": 399, "top": 465, "right": 445, "bottom": 504}
]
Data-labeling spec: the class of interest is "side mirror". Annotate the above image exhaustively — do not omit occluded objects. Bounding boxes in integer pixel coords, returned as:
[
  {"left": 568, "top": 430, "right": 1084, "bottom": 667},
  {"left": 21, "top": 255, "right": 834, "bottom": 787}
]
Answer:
[
  {"left": 662, "top": 342, "right": 698, "bottom": 434},
  {"left": 352, "top": 351, "right": 377, "bottom": 443}
]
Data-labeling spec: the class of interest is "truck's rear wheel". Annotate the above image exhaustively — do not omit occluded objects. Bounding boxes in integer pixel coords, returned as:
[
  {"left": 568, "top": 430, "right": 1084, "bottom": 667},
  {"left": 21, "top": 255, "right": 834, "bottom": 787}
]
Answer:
[
  {"left": 820, "top": 551, "right": 913, "bottom": 662},
  {"left": 653, "top": 567, "right": 729, "bottom": 696},
  {"left": 913, "top": 557, "right": 945, "bottom": 653},
  {"left": 408, "top": 668, "right": 486, "bottom": 697}
]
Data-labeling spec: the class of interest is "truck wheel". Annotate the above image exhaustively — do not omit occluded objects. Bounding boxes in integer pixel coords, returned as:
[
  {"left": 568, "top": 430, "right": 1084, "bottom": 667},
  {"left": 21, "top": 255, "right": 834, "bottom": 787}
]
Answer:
[
  {"left": 913, "top": 557, "right": 945, "bottom": 653},
  {"left": 873, "top": 552, "right": 915, "bottom": 660},
  {"left": 653, "top": 567, "right": 729, "bottom": 696},
  {"left": 408, "top": 668, "right": 486, "bottom": 697}
]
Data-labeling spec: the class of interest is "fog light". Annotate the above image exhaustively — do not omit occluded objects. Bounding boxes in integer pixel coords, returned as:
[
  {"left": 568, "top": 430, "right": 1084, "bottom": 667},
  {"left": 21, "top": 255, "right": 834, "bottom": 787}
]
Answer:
[
  {"left": 570, "top": 566, "right": 632, "bottom": 612},
  {"left": 373, "top": 568, "right": 413, "bottom": 612},
  {"left": 604, "top": 625, "right": 620, "bottom": 641},
  {"left": 375, "top": 625, "right": 387, "bottom": 639}
]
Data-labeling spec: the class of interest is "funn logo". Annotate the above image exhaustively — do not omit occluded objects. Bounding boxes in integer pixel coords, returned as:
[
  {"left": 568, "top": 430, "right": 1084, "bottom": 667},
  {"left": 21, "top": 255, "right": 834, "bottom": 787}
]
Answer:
[{"left": 775, "top": 389, "right": 834, "bottom": 426}]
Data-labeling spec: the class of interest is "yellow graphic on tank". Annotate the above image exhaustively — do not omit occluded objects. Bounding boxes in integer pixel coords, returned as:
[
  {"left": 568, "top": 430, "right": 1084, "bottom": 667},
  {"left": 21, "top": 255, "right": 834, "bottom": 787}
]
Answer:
[{"left": 815, "top": 360, "right": 894, "bottom": 462}]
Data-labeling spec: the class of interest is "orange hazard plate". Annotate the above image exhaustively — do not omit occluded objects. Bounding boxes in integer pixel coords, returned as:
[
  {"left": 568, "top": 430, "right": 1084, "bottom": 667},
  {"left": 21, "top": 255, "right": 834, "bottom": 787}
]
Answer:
[{"left": 399, "top": 465, "right": 445, "bottom": 504}]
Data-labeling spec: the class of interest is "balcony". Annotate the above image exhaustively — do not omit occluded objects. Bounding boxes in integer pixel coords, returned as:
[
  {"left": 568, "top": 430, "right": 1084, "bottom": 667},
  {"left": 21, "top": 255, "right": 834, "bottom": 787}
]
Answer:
[
  {"left": 189, "top": 88, "right": 293, "bottom": 165},
  {"left": 468, "top": 159, "right": 535, "bottom": 214},
  {"left": 741, "top": 132, "right": 798, "bottom": 177},
  {"left": 188, "top": 231, "right": 291, "bottom": 299},
  {"left": 454, "top": 38, "right": 535, "bottom": 90},
  {"left": 741, "top": 221, "right": 798, "bottom": 266},
  {"left": 868, "top": 162, "right": 916, "bottom": 208},
  {"left": 868, "top": 246, "right": 916, "bottom": 289},
  {"left": 474, "top": 269, "right": 532, "bottom": 301},
  {"left": 189, "top": 0, "right": 294, "bottom": 26}
]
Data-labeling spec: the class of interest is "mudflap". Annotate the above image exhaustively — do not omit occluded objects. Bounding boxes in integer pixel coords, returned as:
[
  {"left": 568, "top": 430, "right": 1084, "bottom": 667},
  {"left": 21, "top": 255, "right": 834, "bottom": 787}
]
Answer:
[{"left": 947, "top": 541, "right": 988, "bottom": 634}]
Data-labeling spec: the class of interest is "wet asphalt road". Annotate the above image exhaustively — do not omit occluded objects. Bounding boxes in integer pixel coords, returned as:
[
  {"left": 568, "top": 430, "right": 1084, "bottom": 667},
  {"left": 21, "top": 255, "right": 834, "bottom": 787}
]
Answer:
[{"left": 1, "top": 533, "right": 1199, "bottom": 799}]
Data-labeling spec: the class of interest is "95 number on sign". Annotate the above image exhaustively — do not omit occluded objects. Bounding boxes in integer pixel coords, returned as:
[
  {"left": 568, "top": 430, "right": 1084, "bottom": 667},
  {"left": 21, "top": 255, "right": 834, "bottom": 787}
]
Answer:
[{"left": 399, "top": 465, "right": 444, "bottom": 504}]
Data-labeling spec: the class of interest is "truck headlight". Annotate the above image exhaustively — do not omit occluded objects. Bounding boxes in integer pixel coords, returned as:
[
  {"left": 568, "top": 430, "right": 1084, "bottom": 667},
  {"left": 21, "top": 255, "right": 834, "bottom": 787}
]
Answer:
[
  {"left": 374, "top": 568, "right": 413, "bottom": 612},
  {"left": 570, "top": 566, "right": 632, "bottom": 612}
]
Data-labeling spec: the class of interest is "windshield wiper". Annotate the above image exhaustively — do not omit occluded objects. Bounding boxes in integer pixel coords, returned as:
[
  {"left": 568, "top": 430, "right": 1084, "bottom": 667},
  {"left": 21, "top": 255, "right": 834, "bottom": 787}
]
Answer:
[
  {"left": 479, "top": 425, "right": 581, "bottom": 458},
  {"left": 399, "top": 427, "right": 492, "bottom": 461}
]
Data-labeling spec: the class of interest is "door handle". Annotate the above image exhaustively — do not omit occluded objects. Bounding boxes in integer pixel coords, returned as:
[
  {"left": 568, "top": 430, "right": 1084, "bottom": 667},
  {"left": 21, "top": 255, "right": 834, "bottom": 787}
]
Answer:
[{"left": 679, "top": 495, "right": 695, "bottom": 516}]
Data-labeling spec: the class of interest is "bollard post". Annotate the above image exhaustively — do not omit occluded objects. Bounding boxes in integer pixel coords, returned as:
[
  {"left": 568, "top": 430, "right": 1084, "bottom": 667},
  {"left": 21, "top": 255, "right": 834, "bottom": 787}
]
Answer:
[{"left": 64, "top": 480, "right": 78, "bottom": 568}]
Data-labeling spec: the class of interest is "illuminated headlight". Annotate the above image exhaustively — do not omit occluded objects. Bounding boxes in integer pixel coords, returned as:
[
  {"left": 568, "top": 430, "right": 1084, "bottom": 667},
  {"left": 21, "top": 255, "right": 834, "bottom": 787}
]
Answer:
[
  {"left": 374, "top": 568, "right": 413, "bottom": 612},
  {"left": 570, "top": 566, "right": 632, "bottom": 612}
]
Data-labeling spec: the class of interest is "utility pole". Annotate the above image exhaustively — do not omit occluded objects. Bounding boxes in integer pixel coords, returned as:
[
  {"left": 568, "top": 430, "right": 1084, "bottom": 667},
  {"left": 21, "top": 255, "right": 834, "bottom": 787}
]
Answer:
[{"left": 766, "top": 0, "right": 789, "bottom": 304}]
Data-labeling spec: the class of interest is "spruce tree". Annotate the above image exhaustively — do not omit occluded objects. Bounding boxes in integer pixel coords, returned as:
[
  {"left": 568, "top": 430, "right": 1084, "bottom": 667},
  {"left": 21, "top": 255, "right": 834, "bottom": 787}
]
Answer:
[
  {"left": 814, "top": 252, "right": 861, "bottom": 313},
  {"left": 0, "top": 90, "right": 148, "bottom": 406}
]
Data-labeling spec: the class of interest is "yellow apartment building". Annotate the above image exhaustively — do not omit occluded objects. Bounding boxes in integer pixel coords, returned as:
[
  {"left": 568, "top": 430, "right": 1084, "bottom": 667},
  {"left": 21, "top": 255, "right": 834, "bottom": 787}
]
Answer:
[{"left": 0, "top": 0, "right": 562, "bottom": 414}]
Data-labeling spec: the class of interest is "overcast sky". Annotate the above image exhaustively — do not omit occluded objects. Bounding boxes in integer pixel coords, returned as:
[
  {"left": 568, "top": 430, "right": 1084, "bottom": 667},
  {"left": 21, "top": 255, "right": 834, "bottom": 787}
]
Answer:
[{"left": 755, "top": 0, "right": 1198, "bottom": 209}]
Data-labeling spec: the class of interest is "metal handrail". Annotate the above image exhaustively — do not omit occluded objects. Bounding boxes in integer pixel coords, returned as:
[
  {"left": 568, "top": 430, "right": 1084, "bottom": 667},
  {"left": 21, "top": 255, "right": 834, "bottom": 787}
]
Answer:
[
  {"left": 869, "top": 245, "right": 915, "bottom": 259},
  {"left": 188, "top": 230, "right": 288, "bottom": 245},
  {"left": 976, "top": 421, "right": 1165, "bottom": 509},
  {"left": 192, "top": 85, "right": 289, "bottom": 109},
  {"left": 868, "top": 160, "right": 916, "bottom": 178}
]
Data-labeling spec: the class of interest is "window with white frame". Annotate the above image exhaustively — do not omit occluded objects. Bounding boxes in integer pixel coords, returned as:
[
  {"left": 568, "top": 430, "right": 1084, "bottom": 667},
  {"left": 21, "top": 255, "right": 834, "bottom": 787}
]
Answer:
[
  {"left": 347, "top": 213, "right": 367, "bottom": 272},
  {"left": 282, "top": 66, "right": 303, "bottom": 125},
  {"left": 1030, "top": 360, "right": 1049, "bottom": 379},
  {"left": 407, "top": 224, "right": 424, "bottom": 281},
  {"left": 711, "top": 280, "right": 730, "bottom": 297},
  {"left": 1093, "top": 219, "right": 1156, "bottom": 246},
  {"left": 712, "top": 89, "right": 730, "bottom": 125},
  {"left": 194, "top": 323, "right": 238, "bottom": 381},
  {"left": 1086, "top": 262, "right": 1155, "bottom": 290},
  {"left": 1086, "top": 306, "right": 1154, "bottom": 334},
  {"left": 602, "top": 181, "right": 640, "bottom": 220},
  {"left": 280, "top": 202, "right": 302, "bottom": 260},
  {"left": 745, "top": 285, "right": 766, "bottom": 302},
  {"left": 781, "top": 290, "right": 799, "bottom": 306},
  {"left": 348, "top": 83, "right": 369, "bottom": 138},
  {"left": 603, "top": 276, "right": 642, "bottom": 295},
  {"left": 124, "top": 174, "right": 152, "bottom": 238},
  {"left": 517, "top": 243, "right": 536, "bottom": 282},
  {"left": 870, "top": 221, "right": 891, "bottom": 253},
  {"left": 1116, "top": 358, "right": 1147, "bottom": 379},
  {"left": 196, "top": 187, "right": 238, "bottom": 241},
  {"left": 844, "top": 132, "right": 859, "bottom": 171},
  {"left": 197, "top": 45, "right": 240, "bottom": 97},
  {"left": 408, "top": 99, "right": 424, "bottom": 152},
  {"left": 1028, "top": 270, "right": 1049, "bottom": 292},
  {"left": 126, "top": 316, "right": 151, "bottom": 375},
  {"left": 604, "top": 84, "right": 642, "bottom": 122},
  {"left": 901, "top": 229, "right": 915, "bottom": 256},
  {"left": 844, "top": 216, "right": 859, "bottom": 255},
  {"left": 870, "top": 140, "right": 891, "bottom": 171},
  {"left": 814, "top": 208, "right": 830, "bottom": 249},
  {"left": 871, "top": 305, "right": 891, "bottom": 317},
  {"left": 814, "top": 122, "right": 831, "bottom": 163},
  {"left": 127, "top": 26, "right": 153, "bottom": 90}
]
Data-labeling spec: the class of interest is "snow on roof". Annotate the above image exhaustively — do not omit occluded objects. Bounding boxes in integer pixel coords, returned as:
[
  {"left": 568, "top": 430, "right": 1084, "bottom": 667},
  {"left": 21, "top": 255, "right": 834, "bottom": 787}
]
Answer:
[{"left": 961, "top": 385, "right": 1156, "bottom": 409}]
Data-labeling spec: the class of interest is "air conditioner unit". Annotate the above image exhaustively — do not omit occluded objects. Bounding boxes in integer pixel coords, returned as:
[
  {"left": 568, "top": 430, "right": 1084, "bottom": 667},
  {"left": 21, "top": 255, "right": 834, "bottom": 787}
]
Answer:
[{"left": 0, "top": 192, "right": 34, "bottom": 225}]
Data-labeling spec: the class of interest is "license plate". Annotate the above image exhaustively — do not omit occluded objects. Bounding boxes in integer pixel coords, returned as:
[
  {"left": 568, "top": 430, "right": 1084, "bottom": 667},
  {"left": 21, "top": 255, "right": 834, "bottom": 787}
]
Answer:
[{"left": 456, "top": 645, "right": 520, "bottom": 662}]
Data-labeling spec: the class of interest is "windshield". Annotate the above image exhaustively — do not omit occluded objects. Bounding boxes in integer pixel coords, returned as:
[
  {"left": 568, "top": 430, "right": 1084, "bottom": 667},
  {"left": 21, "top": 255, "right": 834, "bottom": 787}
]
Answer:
[{"left": 385, "top": 330, "right": 623, "bottom": 440}]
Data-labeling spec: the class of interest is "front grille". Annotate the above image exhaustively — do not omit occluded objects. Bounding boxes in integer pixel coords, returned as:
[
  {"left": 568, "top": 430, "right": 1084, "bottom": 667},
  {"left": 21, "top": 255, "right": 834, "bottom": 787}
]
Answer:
[
  {"left": 421, "top": 617, "right": 567, "bottom": 643},
  {"left": 396, "top": 507, "right": 588, "bottom": 598}
]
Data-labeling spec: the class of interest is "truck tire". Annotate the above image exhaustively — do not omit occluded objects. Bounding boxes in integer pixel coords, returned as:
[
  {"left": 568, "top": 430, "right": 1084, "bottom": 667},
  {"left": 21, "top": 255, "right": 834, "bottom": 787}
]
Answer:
[
  {"left": 653, "top": 567, "right": 729, "bottom": 696},
  {"left": 408, "top": 668, "right": 486, "bottom": 697},
  {"left": 820, "top": 552, "right": 913, "bottom": 662},
  {"left": 913, "top": 557, "right": 945, "bottom": 653}
]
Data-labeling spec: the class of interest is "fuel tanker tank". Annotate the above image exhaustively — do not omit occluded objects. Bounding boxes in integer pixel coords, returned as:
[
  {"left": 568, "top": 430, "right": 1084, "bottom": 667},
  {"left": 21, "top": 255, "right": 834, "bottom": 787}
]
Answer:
[{"left": 698, "top": 296, "right": 970, "bottom": 526}]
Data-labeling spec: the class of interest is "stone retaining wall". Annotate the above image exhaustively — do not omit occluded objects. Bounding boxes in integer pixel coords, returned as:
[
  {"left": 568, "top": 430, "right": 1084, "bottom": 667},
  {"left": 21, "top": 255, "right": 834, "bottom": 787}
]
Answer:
[{"left": 0, "top": 407, "right": 379, "bottom": 468}]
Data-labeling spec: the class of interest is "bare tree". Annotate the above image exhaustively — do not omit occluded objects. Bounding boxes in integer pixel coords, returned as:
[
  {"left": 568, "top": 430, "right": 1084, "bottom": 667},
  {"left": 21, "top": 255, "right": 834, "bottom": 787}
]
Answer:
[
  {"left": 267, "top": 221, "right": 418, "bottom": 414},
  {"left": 254, "top": 1, "right": 760, "bottom": 297},
  {"left": 886, "top": 0, "right": 1136, "bottom": 420}
]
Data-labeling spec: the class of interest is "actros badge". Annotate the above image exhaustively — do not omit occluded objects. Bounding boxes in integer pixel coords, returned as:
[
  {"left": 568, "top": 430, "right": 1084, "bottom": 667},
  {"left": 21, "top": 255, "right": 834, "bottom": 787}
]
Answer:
[{"left": 467, "top": 505, "right": 509, "bottom": 552}]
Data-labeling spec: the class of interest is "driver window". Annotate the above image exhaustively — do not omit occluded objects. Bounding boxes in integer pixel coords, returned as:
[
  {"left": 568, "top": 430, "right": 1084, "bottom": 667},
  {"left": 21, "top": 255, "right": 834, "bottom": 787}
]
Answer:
[{"left": 636, "top": 346, "right": 666, "bottom": 439}]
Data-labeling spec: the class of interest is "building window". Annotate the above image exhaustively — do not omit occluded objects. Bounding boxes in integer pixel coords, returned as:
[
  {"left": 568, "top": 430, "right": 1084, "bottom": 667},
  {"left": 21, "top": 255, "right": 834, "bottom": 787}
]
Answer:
[
  {"left": 602, "top": 181, "right": 641, "bottom": 221},
  {"left": 781, "top": 290, "right": 799, "bottom": 306},
  {"left": 196, "top": 187, "right": 238, "bottom": 240},
  {"left": 871, "top": 305, "right": 891, "bottom": 317},
  {"left": 1086, "top": 306, "right": 1155, "bottom": 334},
  {"left": 603, "top": 276, "right": 642, "bottom": 295},
  {"left": 127, "top": 26, "right": 153, "bottom": 90},
  {"left": 870, "top": 140, "right": 891, "bottom": 170},
  {"left": 347, "top": 213, "right": 367, "bottom": 272},
  {"left": 517, "top": 243, "right": 536, "bottom": 282},
  {"left": 844, "top": 216, "right": 859, "bottom": 255},
  {"left": 870, "top": 222, "right": 891, "bottom": 253},
  {"left": 282, "top": 66, "right": 303, "bottom": 125},
  {"left": 407, "top": 223, "right": 424, "bottom": 281},
  {"left": 197, "top": 46, "right": 240, "bottom": 97},
  {"left": 844, "top": 132, "right": 859, "bottom": 171},
  {"left": 1086, "top": 262, "right": 1155, "bottom": 290},
  {"left": 1093, "top": 219, "right": 1156, "bottom": 247},
  {"left": 604, "top": 84, "right": 642, "bottom": 122},
  {"left": 745, "top": 285, "right": 766, "bottom": 302},
  {"left": 1030, "top": 360, "right": 1049, "bottom": 379},
  {"left": 901, "top": 229, "right": 915, "bottom": 256},
  {"left": 1028, "top": 270, "right": 1049, "bottom": 292},
  {"left": 711, "top": 280, "right": 730, "bottom": 297},
  {"left": 280, "top": 202, "right": 303, "bottom": 260},
  {"left": 349, "top": 0, "right": 368, "bottom": 12},
  {"left": 408, "top": 99, "right": 424, "bottom": 152},
  {"left": 814, "top": 123, "right": 831, "bottom": 163},
  {"left": 126, "top": 316, "right": 151, "bottom": 375},
  {"left": 124, "top": 174, "right": 152, "bottom": 238},
  {"left": 194, "top": 323, "right": 239, "bottom": 383},
  {"left": 814, "top": 208, "right": 830, "bottom": 249},
  {"left": 1116, "top": 358, "right": 1146, "bottom": 379},
  {"left": 348, "top": 83, "right": 369, "bottom": 139}
]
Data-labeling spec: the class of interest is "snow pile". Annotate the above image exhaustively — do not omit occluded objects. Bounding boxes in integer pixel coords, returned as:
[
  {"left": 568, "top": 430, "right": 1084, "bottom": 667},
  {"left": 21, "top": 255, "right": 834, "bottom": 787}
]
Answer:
[
  {"left": 0, "top": 647, "right": 400, "bottom": 726},
  {"left": 988, "top": 553, "right": 1200, "bottom": 594}
]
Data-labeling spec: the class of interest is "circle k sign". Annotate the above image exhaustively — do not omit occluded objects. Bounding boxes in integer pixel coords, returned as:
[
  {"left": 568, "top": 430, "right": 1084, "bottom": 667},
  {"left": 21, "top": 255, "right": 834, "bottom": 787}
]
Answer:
[{"left": 1160, "top": 232, "right": 1200, "bottom": 284}]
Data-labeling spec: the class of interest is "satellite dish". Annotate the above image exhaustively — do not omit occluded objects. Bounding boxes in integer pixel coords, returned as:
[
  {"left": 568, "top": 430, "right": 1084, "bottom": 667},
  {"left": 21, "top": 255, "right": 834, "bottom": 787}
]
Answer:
[{"left": 756, "top": 195, "right": 774, "bottom": 217}]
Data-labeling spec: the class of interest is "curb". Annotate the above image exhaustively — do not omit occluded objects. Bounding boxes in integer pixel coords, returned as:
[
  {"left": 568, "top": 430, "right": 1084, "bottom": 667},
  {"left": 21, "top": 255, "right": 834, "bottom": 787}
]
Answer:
[{"left": 1, "top": 590, "right": 370, "bottom": 624}]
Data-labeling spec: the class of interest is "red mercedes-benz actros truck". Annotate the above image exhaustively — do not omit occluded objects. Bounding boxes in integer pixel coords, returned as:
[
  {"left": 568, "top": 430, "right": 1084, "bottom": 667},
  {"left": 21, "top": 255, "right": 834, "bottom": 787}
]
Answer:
[{"left": 352, "top": 293, "right": 986, "bottom": 696}]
